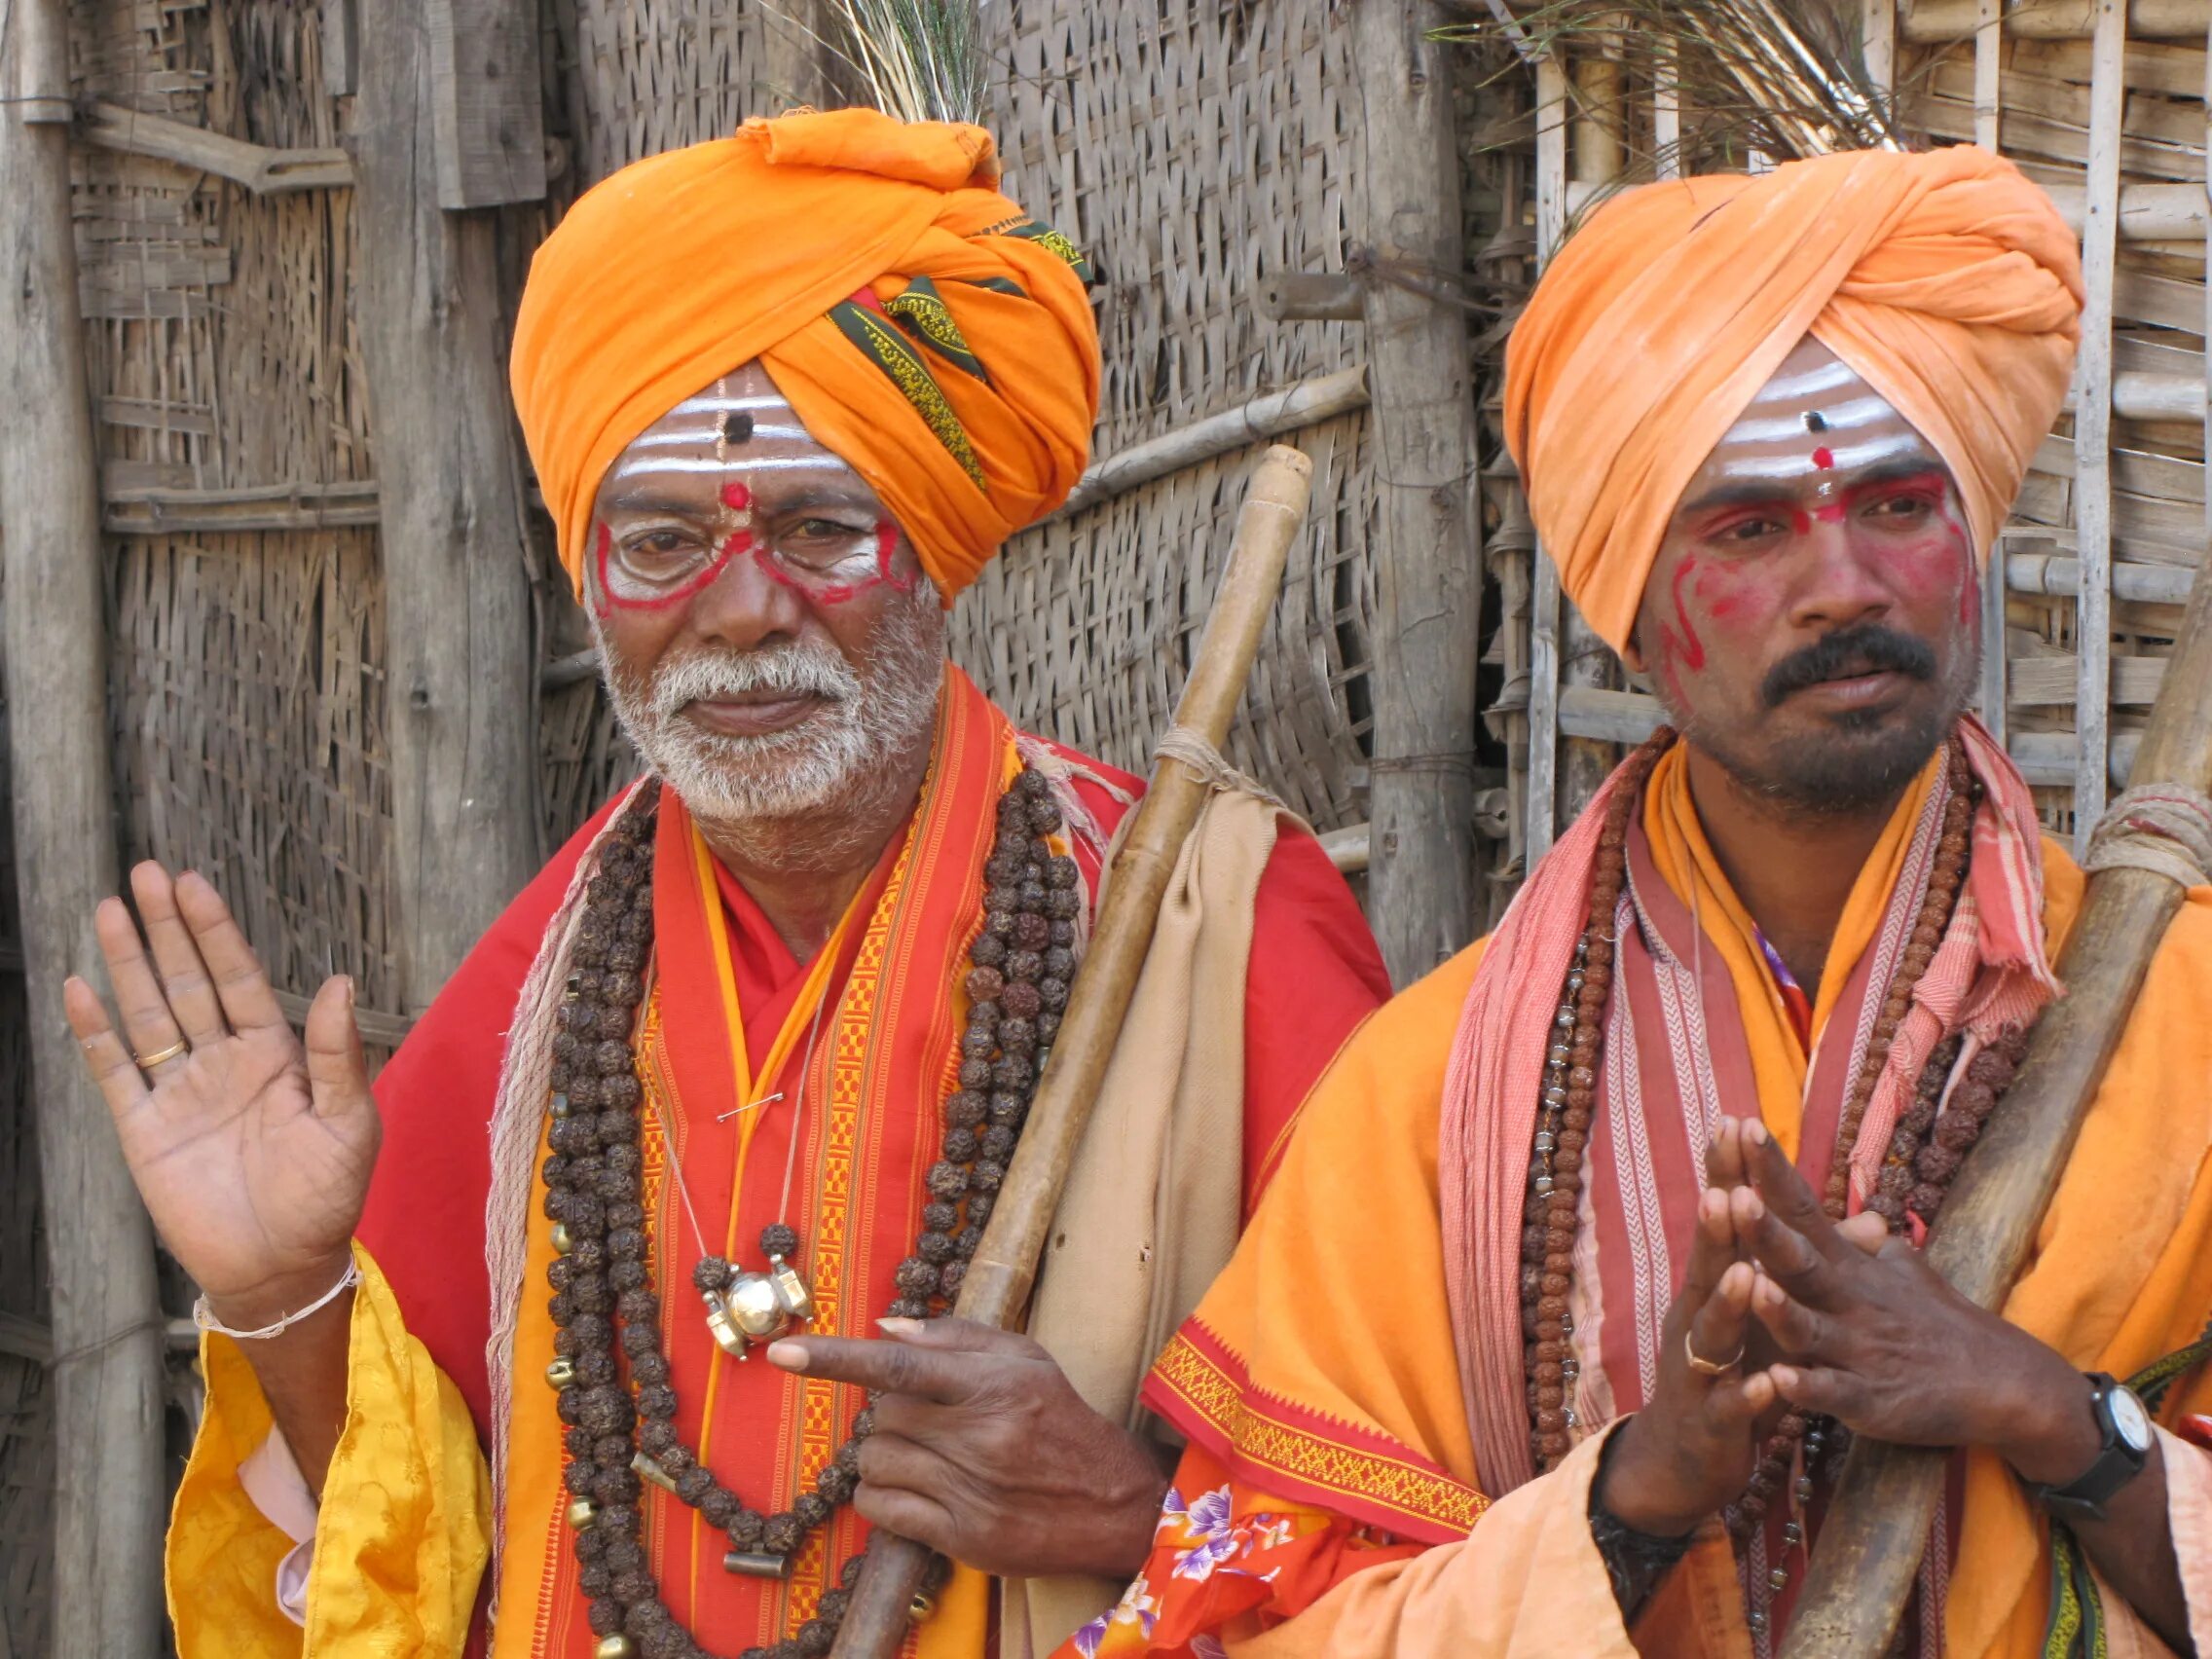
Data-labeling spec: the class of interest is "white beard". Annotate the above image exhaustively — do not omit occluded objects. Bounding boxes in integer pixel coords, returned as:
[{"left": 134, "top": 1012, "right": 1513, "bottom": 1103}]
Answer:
[{"left": 595, "top": 591, "right": 946, "bottom": 829}]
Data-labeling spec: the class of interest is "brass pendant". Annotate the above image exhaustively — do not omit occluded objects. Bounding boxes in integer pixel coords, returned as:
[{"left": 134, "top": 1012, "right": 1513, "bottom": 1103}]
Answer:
[
  {"left": 765, "top": 1253, "right": 814, "bottom": 1323},
  {"left": 702, "top": 1291, "right": 749, "bottom": 1357}
]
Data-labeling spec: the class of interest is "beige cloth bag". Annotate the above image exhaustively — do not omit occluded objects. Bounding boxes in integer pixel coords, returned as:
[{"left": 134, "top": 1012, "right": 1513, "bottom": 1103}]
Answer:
[{"left": 998, "top": 785, "right": 1288, "bottom": 1658}]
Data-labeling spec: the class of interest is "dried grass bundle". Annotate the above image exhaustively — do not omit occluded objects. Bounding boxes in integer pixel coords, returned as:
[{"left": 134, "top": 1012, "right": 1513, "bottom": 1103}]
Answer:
[
  {"left": 1442, "top": 0, "right": 1899, "bottom": 173},
  {"left": 819, "top": 0, "right": 989, "bottom": 126}
]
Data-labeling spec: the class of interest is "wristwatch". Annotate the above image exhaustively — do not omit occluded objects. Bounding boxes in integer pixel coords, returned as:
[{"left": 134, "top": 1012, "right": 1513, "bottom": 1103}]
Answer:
[{"left": 2029, "top": 1372, "right": 2155, "bottom": 1524}]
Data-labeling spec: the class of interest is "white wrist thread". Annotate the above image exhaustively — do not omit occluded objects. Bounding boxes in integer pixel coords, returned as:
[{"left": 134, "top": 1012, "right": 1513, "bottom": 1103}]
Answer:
[{"left": 193, "top": 1260, "right": 361, "bottom": 1341}]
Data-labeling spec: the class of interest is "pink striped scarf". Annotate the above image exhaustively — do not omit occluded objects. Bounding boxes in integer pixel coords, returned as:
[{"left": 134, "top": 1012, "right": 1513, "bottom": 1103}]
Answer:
[{"left": 1438, "top": 717, "right": 2059, "bottom": 1500}]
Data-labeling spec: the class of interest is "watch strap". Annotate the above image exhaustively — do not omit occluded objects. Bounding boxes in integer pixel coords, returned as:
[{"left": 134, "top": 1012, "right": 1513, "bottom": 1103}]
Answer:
[{"left": 2031, "top": 1374, "right": 2151, "bottom": 1524}]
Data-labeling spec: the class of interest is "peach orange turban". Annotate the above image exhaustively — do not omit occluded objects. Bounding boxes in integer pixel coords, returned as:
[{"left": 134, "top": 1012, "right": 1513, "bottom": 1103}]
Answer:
[
  {"left": 1504, "top": 145, "right": 2083, "bottom": 656},
  {"left": 510, "top": 109, "right": 1101, "bottom": 601}
]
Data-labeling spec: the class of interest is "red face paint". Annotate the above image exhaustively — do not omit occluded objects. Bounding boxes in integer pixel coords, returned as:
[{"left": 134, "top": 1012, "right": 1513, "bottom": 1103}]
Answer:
[
  {"left": 594, "top": 520, "right": 746, "bottom": 611},
  {"left": 1811, "top": 446, "right": 1835, "bottom": 470},
  {"left": 1814, "top": 502, "right": 1847, "bottom": 524},
  {"left": 874, "top": 521, "right": 916, "bottom": 594},
  {"left": 1654, "top": 556, "right": 1709, "bottom": 677}
]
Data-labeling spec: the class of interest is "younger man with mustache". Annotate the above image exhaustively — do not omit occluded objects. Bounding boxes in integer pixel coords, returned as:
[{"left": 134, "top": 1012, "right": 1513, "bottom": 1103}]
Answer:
[
  {"left": 1076, "top": 148, "right": 2212, "bottom": 1659},
  {"left": 63, "top": 111, "right": 1388, "bottom": 1659}
]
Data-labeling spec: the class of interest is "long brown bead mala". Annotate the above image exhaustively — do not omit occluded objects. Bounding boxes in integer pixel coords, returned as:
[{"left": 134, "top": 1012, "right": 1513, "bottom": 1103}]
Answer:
[
  {"left": 1521, "top": 729, "right": 1673, "bottom": 1469},
  {"left": 540, "top": 766, "right": 1079, "bottom": 1659},
  {"left": 1519, "top": 732, "right": 2037, "bottom": 1640}
]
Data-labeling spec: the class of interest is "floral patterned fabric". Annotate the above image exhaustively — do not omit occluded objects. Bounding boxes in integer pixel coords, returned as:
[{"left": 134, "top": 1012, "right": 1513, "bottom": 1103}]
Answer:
[{"left": 1064, "top": 1446, "right": 1425, "bottom": 1657}]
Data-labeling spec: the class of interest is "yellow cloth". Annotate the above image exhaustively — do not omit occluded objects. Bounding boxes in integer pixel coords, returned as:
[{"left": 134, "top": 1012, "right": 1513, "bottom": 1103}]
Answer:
[
  {"left": 510, "top": 107, "right": 1101, "bottom": 602},
  {"left": 1136, "top": 790, "right": 2212, "bottom": 1656},
  {"left": 167, "top": 1242, "right": 490, "bottom": 1657},
  {"left": 1640, "top": 739, "right": 1941, "bottom": 1161},
  {"left": 1503, "top": 145, "right": 2083, "bottom": 655}
]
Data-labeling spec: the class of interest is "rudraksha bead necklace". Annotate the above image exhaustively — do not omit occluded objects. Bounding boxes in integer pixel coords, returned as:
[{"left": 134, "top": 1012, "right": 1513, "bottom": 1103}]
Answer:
[
  {"left": 540, "top": 766, "right": 1079, "bottom": 1659},
  {"left": 1521, "top": 732, "right": 2034, "bottom": 1641}
]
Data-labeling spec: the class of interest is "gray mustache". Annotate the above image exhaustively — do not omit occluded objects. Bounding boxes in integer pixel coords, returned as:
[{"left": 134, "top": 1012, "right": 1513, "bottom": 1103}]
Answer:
[{"left": 648, "top": 647, "right": 861, "bottom": 721}]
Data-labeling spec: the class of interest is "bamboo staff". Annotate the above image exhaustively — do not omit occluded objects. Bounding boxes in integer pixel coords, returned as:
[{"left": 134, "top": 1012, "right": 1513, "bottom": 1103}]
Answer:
[
  {"left": 829, "top": 445, "right": 1315, "bottom": 1659},
  {"left": 1781, "top": 543, "right": 2212, "bottom": 1654}
]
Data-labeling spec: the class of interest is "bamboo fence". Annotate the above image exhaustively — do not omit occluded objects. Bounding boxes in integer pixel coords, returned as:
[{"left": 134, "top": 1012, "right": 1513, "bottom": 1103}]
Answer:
[{"left": 0, "top": 0, "right": 2205, "bottom": 1649}]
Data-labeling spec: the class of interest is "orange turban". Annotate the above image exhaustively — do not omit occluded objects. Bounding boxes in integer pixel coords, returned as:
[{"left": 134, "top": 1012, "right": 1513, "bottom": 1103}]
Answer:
[
  {"left": 1504, "top": 146, "right": 2083, "bottom": 656},
  {"left": 511, "top": 109, "right": 1101, "bottom": 601}
]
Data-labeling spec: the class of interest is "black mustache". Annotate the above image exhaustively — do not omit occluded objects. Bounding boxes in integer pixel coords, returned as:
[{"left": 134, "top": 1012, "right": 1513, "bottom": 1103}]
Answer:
[{"left": 1762, "top": 625, "right": 1936, "bottom": 708}]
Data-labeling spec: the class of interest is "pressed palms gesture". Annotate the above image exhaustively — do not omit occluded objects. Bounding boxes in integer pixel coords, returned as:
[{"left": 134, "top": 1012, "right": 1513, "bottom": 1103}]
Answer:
[{"left": 64, "top": 863, "right": 381, "bottom": 1327}]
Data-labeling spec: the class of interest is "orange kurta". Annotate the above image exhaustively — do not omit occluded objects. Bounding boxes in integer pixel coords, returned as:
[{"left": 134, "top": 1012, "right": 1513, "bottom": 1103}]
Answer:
[{"left": 1072, "top": 747, "right": 2212, "bottom": 1659}]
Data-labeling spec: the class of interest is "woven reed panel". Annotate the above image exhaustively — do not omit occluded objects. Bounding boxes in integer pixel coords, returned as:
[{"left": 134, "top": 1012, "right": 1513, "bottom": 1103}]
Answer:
[
  {"left": 73, "top": 0, "right": 399, "bottom": 1008},
  {"left": 1901, "top": 25, "right": 2206, "bottom": 841},
  {"left": 948, "top": 0, "right": 1374, "bottom": 829}
]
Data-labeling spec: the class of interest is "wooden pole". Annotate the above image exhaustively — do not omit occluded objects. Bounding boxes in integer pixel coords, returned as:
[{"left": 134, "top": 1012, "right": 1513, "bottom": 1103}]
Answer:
[
  {"left": 1350, "top": 0, "right": 1484, "bottom": 983},
  {"left": 2070, "top": 0, "right": 2126, "bottom": 852},
  {"left": 0, "top": 2, "right": 166, "bottom": 1651},
  {"left": 1780, "top": 458, "right": 2212, "bottom": 1658},
  {"left": 1525, "top": 50, "right": 1570, "bottom": 866},
  {"left": 830, "top": 447, "right": 1313, "bottom": 1659},
  {"left": 351, "top": 0, "right": 542, "bottom": 1011},
  {"left": 1558, "top": 29, "right": 1627, "bottom": 828}
]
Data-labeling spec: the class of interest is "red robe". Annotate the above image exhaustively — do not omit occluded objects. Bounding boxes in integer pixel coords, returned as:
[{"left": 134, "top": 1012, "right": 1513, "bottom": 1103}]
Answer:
[{"left": 358, "top": 677, "right": 1388, "bottom": 1654}]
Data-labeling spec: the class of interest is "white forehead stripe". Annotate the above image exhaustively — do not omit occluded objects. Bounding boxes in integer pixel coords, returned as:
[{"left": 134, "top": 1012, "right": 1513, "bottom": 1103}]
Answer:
[
  {"left": 1750, "top": 358, "right": 1861, "bottom": 405},
  {"left": 668, "top": 393, "right": 796, "bottom": 417},
  {"left": 624, "top": 424, "right": 812, "bottom": 449},
  {"left": 1708, "top": 432, "right": 1926, "bottom": 483},
  {"left": 606, "top": 453, "right": 861, "bottom": 480},
  {"left": 1721, "top": 394, "right": 1896, "bottom": 447}
]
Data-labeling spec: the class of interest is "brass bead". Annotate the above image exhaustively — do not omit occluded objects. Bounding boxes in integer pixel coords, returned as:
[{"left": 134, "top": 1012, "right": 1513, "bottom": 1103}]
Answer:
[
  {"left": 595, "top": 1638, "right": 637, "bottom": 1659},
  {"left": 567, "top": 1496, "right": 599, "bottom": 1530},
  {"left": 703, "top": 1293, "right": 749, "bottom": 1357},
  {"left": 545, "top": 1357, "right": 577, "bottom": 1388},
  {"left": 551, "top": 1221, "right": 575, "bottom": 1255},
  {"left": 766, "top": 1256, "right": 814, "bottom": 1322},
  {"left": 910, "top": 1590, "right": 937, "bottom": 1622},
  {"left": 550, "top": 1091, "right": 575, "bottom": 1120}
]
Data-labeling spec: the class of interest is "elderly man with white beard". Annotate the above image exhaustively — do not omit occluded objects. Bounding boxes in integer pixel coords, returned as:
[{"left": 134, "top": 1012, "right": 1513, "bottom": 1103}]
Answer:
[{"left": 63, "top": 111, "right": 1389, "bottom": 1659}]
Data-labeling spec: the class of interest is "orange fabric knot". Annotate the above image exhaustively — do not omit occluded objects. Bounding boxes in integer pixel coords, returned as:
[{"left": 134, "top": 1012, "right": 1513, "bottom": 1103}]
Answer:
[
  {"left": 510, "top": 106, "right": 1100, "bottom": 603},
  {"left": 1503, "top": 145, "right": 2084, "bottom": 655}
]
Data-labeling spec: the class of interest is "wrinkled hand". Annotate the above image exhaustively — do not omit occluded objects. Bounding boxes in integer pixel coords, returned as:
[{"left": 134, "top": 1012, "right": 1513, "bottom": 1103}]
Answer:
[
  {"left": 1596, "top": 1119, "right": 1780, "bottom": 1535},
  {"left": 63, "top": 863, "right": 378, "bottom": 1329},
  {"left": 766, "top": 1316, "right": 1168, "bottom": 1579},
  {"left": 1736, "top": 1124, "right": 2092, "bottom": 1482}
]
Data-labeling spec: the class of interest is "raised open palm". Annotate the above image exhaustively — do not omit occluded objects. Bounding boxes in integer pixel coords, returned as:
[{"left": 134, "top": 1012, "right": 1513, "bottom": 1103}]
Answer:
[{"left": 63, "top": 863, "right": 381, "bottom": 1326}]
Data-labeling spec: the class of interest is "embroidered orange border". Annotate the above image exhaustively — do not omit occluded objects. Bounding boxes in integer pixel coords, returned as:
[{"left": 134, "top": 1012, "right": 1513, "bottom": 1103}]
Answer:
[{"left": 1144, "top": 1322, "right": 1487, "bottom": 1545}]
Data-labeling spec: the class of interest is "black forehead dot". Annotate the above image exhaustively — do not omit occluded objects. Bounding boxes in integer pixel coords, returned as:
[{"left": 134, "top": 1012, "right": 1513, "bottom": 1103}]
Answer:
[
  {"left": 1803, "top": 410, "right": 1829, "bottom": 434},
  {"left": 720, "top": 411, "right": 754, "bottom": 444}
]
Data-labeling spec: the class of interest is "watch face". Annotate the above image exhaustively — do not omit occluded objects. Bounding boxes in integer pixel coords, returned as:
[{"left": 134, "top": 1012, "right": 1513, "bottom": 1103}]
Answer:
[{"left": 2109, "top": 1384, "right": 2155, "bottom": 1455}]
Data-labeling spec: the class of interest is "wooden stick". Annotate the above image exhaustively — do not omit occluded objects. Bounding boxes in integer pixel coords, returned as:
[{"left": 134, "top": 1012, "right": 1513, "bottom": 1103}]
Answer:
[
  {"left": 1780, "top": 469, "right": 2212, "bottom": 1658},
  {"left": 0, "top": 4, "right": 168, "bottom": 1651},
  {"left": 829, "top": 445, "right": 1313, "bottom": 1659}
]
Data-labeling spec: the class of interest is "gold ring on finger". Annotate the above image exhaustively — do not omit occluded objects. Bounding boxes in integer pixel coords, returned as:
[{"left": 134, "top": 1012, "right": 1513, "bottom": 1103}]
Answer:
[
  {"left": 1683, "top": 1329, "right": 1745, "bottom": 1378},
  {"left": 133, "top": 1037, "right": 190, "bottom": 1070}
]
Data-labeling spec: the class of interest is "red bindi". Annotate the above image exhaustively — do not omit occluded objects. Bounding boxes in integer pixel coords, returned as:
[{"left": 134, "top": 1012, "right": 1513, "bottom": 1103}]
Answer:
[
  {"left": 719, "top": 480, "right": 752, "bottom": 512},
  {"left": 1811, "top": 446, "right": 1835, "bottom": 470}
]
